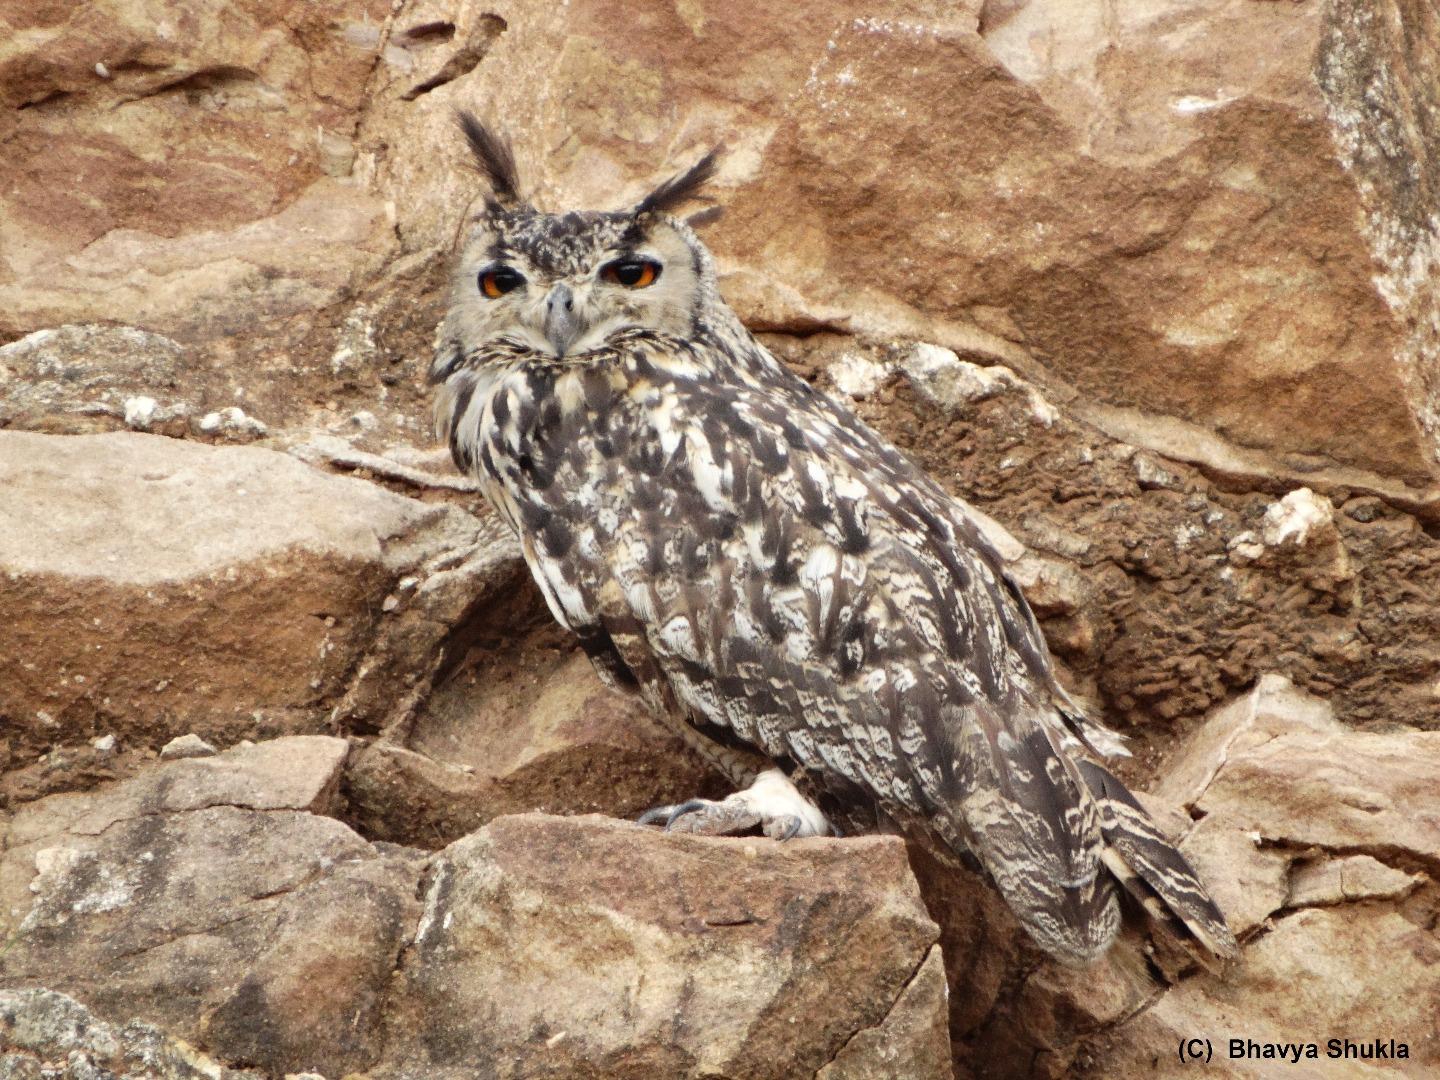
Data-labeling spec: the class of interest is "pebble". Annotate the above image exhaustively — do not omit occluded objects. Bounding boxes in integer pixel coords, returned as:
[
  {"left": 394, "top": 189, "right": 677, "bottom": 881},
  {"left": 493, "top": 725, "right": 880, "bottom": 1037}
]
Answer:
[{"left": 160, "top": 733, "right": 218, "bottom": 760}]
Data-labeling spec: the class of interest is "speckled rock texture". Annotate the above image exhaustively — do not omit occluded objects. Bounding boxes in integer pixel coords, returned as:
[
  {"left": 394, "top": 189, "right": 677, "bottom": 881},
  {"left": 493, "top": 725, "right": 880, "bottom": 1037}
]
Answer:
[
  {"left": 2, "top": 1, "right": 1438, "bottom": 1077},
  {"left": 1, "top": 741, "right": 954, "bottom": 1079}
]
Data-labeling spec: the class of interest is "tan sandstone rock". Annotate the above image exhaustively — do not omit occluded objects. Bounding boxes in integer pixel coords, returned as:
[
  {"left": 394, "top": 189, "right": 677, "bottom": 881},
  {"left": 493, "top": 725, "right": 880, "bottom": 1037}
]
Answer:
[
  {"left": 2, "top": 2, "right": 1439, "bottom": 1076},
  {"left": 0, "top": 430, "right": 517, "bottom": 760},
  {"left": 13, "top": 0, "right": 1435, "bottom": 496},
  {"left": 1090, "top": 907, "right": 1438, "bottom": 1079},
  {"left": 925, "top": 676, "right": 1440, "bottom": 1077},
  {"left": 0, "top": 736, "right": 351, "bottom": 942},
  {"left": 1284, "top": 854, "right": 1424, "bottom": 910},
  {"left": 378, "top": 814, "right": 951, "bottom": 1079},
  {"left": 0, "top": 325, "right": 191, "bottom": 435},
  {"left": 0, "top": 742, "right": 954, "bottom": 1079},
  {"left": 817, "top": 944, "right": 954, "bottom": 1080},
  {"left": 0, "top": 0, "right": 395, "bottom": 340},
  {"left": 1067, "top": 676, "right": 1440, "bottom": 1077},
  {"left": 359, "top": 0, "right": 1440, "bottom": 492},
  {"left": 0, "top": 737, "right": 419, "bottom": 1079}
]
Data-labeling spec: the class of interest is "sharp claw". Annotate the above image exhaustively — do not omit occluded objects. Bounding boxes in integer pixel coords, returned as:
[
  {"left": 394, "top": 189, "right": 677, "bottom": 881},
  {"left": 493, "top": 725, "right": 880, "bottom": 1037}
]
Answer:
[
  {"left": 830, "top": 822, "right": 844, "bottom": 838},
  {"left": 665, "top": 799, "right": 711, "bottom": 829},
  {"left": 637, "top": 806, "right": 673, "bottom": 827},
  {"left": 639, "top": 779, "right": 833, "bottom": 840}
]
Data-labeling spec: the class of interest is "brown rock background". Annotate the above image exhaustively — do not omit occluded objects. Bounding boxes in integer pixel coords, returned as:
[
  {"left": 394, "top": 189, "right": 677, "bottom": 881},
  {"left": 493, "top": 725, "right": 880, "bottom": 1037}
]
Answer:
[{"left": 2, "top": 1, "right": 1438, "bottom": 1077}]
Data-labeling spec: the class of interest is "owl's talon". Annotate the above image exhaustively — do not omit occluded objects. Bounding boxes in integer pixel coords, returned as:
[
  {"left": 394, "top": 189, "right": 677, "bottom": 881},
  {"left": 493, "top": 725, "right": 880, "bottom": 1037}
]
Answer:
[
  {"left": 665, "top": 799, "right": 711, "bottom": 829},
  {"left": 773, "top": 816, "right": 802, "bottom": 841},
  {"left": 637, "top": 805, "right": 675, "bottom": 827},
  {"left": 637, "top": 799, "right": 712, "bottom": 828},
  {"left": 636, "top": 770, "right": 831, "bottom": 840}
]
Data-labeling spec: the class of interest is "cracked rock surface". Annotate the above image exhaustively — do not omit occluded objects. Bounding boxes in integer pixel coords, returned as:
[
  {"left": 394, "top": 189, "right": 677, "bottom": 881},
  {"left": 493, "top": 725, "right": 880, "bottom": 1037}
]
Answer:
[
  {"left": 0, "top": 430, "right": 517, "bottom": 766},
  {"left": 0, "top": 738, "right": 416, "bottom": 1077},
  {"left": 1084, "top": 678, "right": 1440, "bottom": 1077},
  {"left": 1, "top": 742, "right": 951, "bottom": 1079},
  {"left": 6, "top": 685, "right": 1437, "bottom": 1077},
  {"left": 384, "top": 816, "right": 949, "bottom": 1079}
]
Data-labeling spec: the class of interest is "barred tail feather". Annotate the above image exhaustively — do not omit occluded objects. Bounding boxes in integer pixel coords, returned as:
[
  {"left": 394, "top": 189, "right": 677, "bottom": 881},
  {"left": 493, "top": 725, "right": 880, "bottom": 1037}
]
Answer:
[
  {"left": 947, "top": 706, "right": 1123, "bottom": 966},
  {"left": 1078, "top": 760, "right": 1239, "bottom": 962}
]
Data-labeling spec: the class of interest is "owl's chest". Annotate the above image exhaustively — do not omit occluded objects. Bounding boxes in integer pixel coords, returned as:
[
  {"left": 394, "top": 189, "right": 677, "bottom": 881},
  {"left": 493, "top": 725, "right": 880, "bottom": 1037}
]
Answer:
[{"left": 472, "top": 363, "right": 656, "bottom": 535}]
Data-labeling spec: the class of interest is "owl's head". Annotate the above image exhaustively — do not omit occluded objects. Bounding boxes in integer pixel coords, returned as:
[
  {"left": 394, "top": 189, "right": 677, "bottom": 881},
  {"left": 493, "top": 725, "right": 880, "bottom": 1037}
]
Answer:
[{"left": 436, "top": 114, "right": 724, "bottom": 375}]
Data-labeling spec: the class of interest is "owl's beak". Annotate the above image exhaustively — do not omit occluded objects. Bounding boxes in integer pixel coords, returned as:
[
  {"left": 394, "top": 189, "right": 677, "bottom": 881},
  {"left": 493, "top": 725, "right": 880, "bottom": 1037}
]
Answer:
[{"left": 542, "top": 283, "right": 583, "bottom": 358}]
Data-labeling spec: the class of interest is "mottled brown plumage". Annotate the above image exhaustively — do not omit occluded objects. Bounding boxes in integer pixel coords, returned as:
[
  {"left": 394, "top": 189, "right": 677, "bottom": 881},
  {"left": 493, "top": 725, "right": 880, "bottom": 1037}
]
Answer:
[{"left": 430, "top": 115, "right": 1237, "bottom": 965}]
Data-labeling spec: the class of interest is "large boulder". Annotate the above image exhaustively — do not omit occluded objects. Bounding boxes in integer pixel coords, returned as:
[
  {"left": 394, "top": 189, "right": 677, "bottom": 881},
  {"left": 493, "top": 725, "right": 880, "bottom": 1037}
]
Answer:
[
  {"left": 0, "top": 0, "right": 395, "bottom": 342},
  {"left": 0, "top": 736, "right": 419, "bottom": 1078},
  {"left": 378, "top": 814, "right": 952, "bottom": 1079},
  {"left": 0, "top": 430, "right": 518, "bottom": 765}
]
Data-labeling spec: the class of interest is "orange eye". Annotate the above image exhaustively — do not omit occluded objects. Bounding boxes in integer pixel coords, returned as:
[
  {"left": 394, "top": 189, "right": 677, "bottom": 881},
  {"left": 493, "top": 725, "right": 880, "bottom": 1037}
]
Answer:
[
  {"left": 602, "top": 259, "right": 660, "bottom": 289},
  {"left": 479, "top": 266, "right": 524, "bottom": 298}
]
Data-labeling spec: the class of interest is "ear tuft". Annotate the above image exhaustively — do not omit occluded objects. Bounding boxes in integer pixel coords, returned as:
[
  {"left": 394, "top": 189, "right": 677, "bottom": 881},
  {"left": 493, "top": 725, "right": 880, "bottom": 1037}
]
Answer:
[
  {"left": 455, "top": 111, "right": 523, "bottom": 210},
  {"left": 634, "top": 146, "right": 723, "bottom": 218}
]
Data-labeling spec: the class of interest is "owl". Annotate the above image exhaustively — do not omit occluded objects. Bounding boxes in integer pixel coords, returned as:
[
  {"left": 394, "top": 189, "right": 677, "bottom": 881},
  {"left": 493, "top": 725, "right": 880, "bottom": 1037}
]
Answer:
[{"left": 431, "top": 114, "right": 1237, "bottom": 966}]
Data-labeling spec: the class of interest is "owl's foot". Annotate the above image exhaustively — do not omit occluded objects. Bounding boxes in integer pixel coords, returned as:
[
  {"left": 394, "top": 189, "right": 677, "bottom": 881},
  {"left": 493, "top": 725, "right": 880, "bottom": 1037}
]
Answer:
[{"left": 638, "top": 768, "right": 834, "bottom": 840}]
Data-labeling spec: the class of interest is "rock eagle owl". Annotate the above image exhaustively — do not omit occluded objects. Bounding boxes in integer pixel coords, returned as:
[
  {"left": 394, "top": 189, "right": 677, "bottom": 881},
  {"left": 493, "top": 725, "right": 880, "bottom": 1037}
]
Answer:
[{"left": 430, "top": 115, "right": 1237, "bottom": 966}]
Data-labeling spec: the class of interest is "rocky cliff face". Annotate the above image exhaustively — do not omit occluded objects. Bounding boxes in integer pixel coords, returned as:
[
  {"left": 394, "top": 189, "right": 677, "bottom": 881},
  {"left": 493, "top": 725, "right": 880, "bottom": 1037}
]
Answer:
[{"left": 2, "top": 2, "right": 1437, "bottom": 1077}]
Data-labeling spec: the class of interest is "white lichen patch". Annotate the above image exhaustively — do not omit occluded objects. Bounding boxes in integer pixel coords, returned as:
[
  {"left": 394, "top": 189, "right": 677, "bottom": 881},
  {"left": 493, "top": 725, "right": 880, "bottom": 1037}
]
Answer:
[
  {"left": 123, "top": 396, "right": 158, "bottom": 430},
  {"left": 331, "top": 304, "right": 379, "bottom": 376},
  {"left": 71, "top": 863, "right": 137, "bottom": 914},
  {"left": 1227, "top": 531, "right": 1264, "bottom": 563},
  {"left": 901, "top": 343, "right": 996, "bottom": 405},
  {"left": 31, "top": 847, "right": 83, "bottom": 894},
  {"left": 1133, "top": 453, "right": 1184, "bottom": 491},
  {"left": 1317, "top": 12, "right": 1440, "bottom": 457},
  {"left": 899, "top": 343, "right": 1057, "bottom": 426},
  {"left": 413, "top": 860, "right": 453, "bottom": 948},
  {"left": 198, "top": 406, "right": 268, "bottom": 441},
  {"left": 1027, "top": 392, "right": 1058, "bottom": 427},
  {"left": 826, "top": 352, "right": 892, "bottom": 399},
  {"left": 121, "top": 395, "right": 191, "bottom": 431},
  {"left": 851, "top": 16, "right": 939, "bottom": 38},
  {"left": 1173, "top": 522, "right": 1205, "bottom": 550},
  {"left": 1261, "top": 488, "right": 1334, "bottom": 548},
  {"left": 22, "top": 848, "right": 137, "bottom": 932}
]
